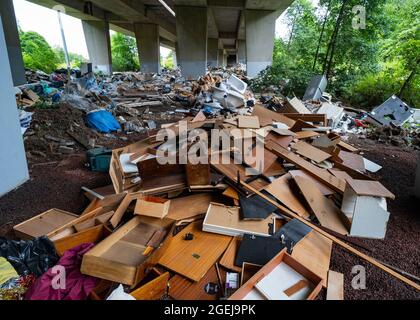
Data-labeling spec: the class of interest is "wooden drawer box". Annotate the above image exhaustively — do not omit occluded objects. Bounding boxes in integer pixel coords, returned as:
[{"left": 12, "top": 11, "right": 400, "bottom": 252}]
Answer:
[
  {"left": 81, "top": 216, "right": 173, "bottom": 287},
  {"left": 229, "top": 249, "right": 323, "bottom": 300}
]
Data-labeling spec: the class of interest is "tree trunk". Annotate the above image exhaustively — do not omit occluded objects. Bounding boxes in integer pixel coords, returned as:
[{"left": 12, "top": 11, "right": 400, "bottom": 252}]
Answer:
[
  {"left": 323, "top": 0, "right": 348, "bottom": 78},
  {"left": 399, "top": 59, "right": 419, "bottom": 97},
  {"left": 313, "top": 0, "right": 332, "bottom": 71}
]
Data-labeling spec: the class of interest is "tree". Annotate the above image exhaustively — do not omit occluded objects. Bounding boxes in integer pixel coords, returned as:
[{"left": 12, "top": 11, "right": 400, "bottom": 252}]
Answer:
[
  {"left": 19, "top": 30, "right": 60, "bottom": 73},
  {"left": 161, "top": 51, "right": 175, "bottom": 70},
  {"left": 53, "top": 47, "right": 87, "bottom": 69},
  {"left": 111, "top": 32, "right": 140, "bottom": 72}
]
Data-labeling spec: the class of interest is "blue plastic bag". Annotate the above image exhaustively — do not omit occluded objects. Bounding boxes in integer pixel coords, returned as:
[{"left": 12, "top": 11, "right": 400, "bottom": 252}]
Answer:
[{"left": 86, "top": 109, "right": 121, "bottom": 133}]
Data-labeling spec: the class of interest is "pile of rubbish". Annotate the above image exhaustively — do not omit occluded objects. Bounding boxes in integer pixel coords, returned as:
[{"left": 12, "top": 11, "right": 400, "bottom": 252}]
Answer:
[{"left": 4, "top": 68, "right": 419, "bottom": 300}]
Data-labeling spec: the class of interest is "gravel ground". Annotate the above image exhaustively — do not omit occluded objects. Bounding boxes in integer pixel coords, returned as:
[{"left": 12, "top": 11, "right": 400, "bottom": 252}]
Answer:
[{"left": 0, "top": 136, "right": 419, "bottom": 300}]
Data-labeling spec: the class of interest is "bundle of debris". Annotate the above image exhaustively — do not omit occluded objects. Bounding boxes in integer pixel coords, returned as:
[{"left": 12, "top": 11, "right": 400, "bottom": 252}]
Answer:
[{"left": 4, "top": 89, "right": 419, "bottom": 300}]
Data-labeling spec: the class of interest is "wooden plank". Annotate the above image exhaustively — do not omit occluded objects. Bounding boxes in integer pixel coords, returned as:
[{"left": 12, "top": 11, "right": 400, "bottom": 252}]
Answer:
[
  {"left": 110, "top": 193, "right": 134, "bottom": 228},
  {"left": 158, "top": 221, "right": 231, "bottom": 282},
  {"left": 295, "top": 131, "right": 321, "bottom": 140},
  {"left": 169, "top": 265, "right": 226, "bottom": 300},
  {"left": 236, "top": 179, "right": 420, "bottom": 291},
  {"left": 186, "top": 163, "right": 211, "bottom": 186},
  {"left": 167, "top": 193, "right": 213, "bottom": 221},
  {"left": 289, "top": 170, "right": 335, "bottom": 196},
  {"left": 293, "top": 176, "right": 349, "bottom": 235},
  {"left": 292, "top": 231, "right": 333, "bottom": 287},
  {"left": 326, "top": 270, "right": 344, "bottom": 300},
  {"left": 53, "top": 225, "right": 109, "bottom": 256},
  {"left": 281, "top": 113, "right": 328, "bottom": 126},
  {"left": 346, "top": 179, "right": 395, "bottom": 199},
  {"left": 13, "top": 209, "right": 78, "bottom": 240},
  {"left": 338, "top": 141, "right": 359, "bottom": 153},
  {"left": 291, "top": 140, "right": 332, "bottom": 163},
  {"left": 130, "top": 272, "right": 169, "bottom": 300},
  {"left": 252, "top": 104, "right": 296, "bottom": 128},
  {"left": 264, "top": 173, "right": 311, "bottom": 219},
  {"left": 284, "top": 280, "right": 309, "bottom": 297},
  {"left": 219, "top": 237, "right": 242, "bottom": 273},
  {"left": 266, "top": 141, "right": 346, "bottom": 194}
]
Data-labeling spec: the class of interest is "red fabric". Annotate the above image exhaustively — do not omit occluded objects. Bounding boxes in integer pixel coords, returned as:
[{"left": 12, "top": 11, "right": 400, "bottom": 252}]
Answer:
[{"left": 25, "top": 243, "right": 98, "bottom": 300}]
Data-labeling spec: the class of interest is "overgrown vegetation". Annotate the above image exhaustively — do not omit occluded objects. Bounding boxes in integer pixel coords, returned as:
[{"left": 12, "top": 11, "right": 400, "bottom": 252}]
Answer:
[
  {"left": 252, "top": 0, "right": 419, "bottom": 109},
  {"left": 111, "top": 32, "right": 140, "bottom": 72},
  {"left": 19, "top": 29, "right": 87, "bottom": 72}
]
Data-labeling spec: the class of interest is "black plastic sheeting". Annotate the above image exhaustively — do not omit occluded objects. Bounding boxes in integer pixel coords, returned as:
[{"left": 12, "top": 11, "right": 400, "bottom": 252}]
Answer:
[{"left": 0, "top": 236, "right": 59, "bottom": 277}]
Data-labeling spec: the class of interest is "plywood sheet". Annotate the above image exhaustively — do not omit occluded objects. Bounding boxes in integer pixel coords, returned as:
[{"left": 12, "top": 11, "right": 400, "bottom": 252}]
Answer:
[
  {"left": 252, "top": 104, "right": 296, "bottom": 128},
  {"left": 130, "top": 272, "right": 169, "bottom": 300},
  {"left": 296, "top": 131, "right": 321, "bottom": 140},
  {"left": 167, "top": 193, "right": 213, "bottom": 221},
  {"left": 293, "top": 176, "right": 349, "bottom": 235},
  {"left": 264, "top": 173, "right": 310, "bottom": 219},
  {"left": 158, "top": 221, "right": 231, "bottom": 282},
  {"left": 339, "top": 151, "right": 366, "bottom": 172},
  {"left": 291, "top": 140, "right": 331, "bottom": 163}
]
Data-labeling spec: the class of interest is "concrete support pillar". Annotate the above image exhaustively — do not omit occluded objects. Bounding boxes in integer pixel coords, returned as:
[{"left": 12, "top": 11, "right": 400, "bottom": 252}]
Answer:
[
  {"left": 134, "top": 23, "right": 160, "bottom": 74},
  {"left": 218, "top": 49, "right": 224, "bottom": 67},
  {"left": 0, "top": 0, "right": 26, "bottom": 86},
  {"left": 82, "top": 20, "right": 112, "bottom": 75},
  {"left": 175, "top": 6, "right": 208, "bottom": 79},
  {"left": 207, "top": 38, "right": 218, "bottom": 68},
  {"left": 223, "top": 52, "right": 228, "bottom": 67},
  {"left": 175, "top": 42, "right": 180, "bottom": 69},
  {"left": 237, "top": 40, "right": 246, "bottom": 65},
  {"left": 0, "top": 16, "right": 29, "bottom": 197},
  {"left": 245, "top": 10, "right": 277, "bottom": 78},
  {"left": 415, "top": 155, "right": 420, "bottom": 198}
]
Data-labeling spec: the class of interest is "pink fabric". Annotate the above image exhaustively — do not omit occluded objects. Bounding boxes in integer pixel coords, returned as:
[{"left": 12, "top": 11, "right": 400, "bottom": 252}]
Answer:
[{"left": 25, "top": 243, "right": 99, "bottom": 300}]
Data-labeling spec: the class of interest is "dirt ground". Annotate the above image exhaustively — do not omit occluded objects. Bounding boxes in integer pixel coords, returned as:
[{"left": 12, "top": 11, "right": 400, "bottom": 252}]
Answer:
[{"left": 0, "top": 135, "right": 419, "bottom": 300}]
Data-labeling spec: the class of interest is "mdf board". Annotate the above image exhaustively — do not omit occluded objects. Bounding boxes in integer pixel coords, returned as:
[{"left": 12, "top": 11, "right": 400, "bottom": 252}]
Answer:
[
  {"left": 237, "top": 116, "right": 260, "bottom": 129},
  {"left": 293, "top": 176, "right": 349, "bottom": 235},
  {"left": 266, "top": 141, "right": 346, "bottom": 194},
  {"left": 288, "top": 170, "right": 335, "bottom": 196},
  {"left": 346, "top": 178, "right": 395, "bottom": 199},
  {"left": 81, "top": 216, "right": 173, "bottom": 286},
  {"left": 130, "top": 272, "right": 169, "bottom": 300},
  {"left": 291, "top": 140, "right": 331, "bottom": 163},
  {"left": 166, "top": 193, "right": 214, "bottom": 221},
  {"left": 229, "top": 250, "right": 323, "bottom": 301},
  {"left": 295, "top": 131, "right": 321, "bottom": 140},
  {"left": 291, "top": 231, "right": 333, "bottom": 287},
  {"left": 264, "top": 173, "right": 311, "bottom": 219},
  {"left": 157, "top": 221, "right": 231, "bottom": 282},
  {"left": 338, "top": 151, "right": 366, "bottom": 172},
  {"left": 186, "top": 163, "right": 211, "bottom": 186},
  {"left": 169, "top": 265, "right": 226, "bottom": 300},
  {"left": 53, "top": 224, "right": 111, "bottom": 256},
  {"left": 203, "top": 203, "right": 272, "bottom": 237},
  {"left": 327, "top": 270, "right": 344, "bottom": 300},
  {"left": 135, "top": 196, "right": 171, "bottom": 219},
  {"left": 13, "top": 209, "right": 79, "bottom": 240},
  {"left": 266, "top": 131, "right": 294, "bottom": 149},
  {"left": 219, "top": 237, "right": 242, "bottom": 273}
]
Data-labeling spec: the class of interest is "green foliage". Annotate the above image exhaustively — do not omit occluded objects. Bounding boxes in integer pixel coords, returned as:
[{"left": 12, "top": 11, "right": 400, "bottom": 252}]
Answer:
[
  {"left": 20, "top": 30, "right": 60, "bottom": 73},
  {"left": 111, "top": 32, "right": 140, "bottom": 72},
  {"left": 161, "top": 51, "right": 175, "bottom": 70},
  {"left": 53, "top": 47, "right": 87, "bottom": 69},
  {"left": 253, "top": 0, "right": 419, "bottom": 109}
]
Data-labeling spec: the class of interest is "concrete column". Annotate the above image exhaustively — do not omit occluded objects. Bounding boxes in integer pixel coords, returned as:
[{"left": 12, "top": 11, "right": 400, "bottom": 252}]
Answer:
[
  {"left": 175, "top": 6, "right": 208, "bottom": 79},
  {"left": 415, "top": 155, "right": 420, "bottom": 198},
  {"left": 82, "top": 20, "right": 112, "bottom": 75},
  {"left": 218, "top": 49, "right": 224, "bottom": 67},
  {"left": 223, "top": 52, "right": 228, "bottom": 67},
  {"left": 0, "top": 16, "right": 29, "bottom": 197},
  {"left": 245, "top": 10, "right": 277, "bottom": 78},
  {"left": 134, "top": 23, "right": 160, "bottom": 74},
  {"left": 237, "top": 40, "right": 246, "bottom": 65},
  {"left": 0, "top": 0, "right": 26, "bottom": 86},
  {"left": 175, "top": 42, "right": 180, "bottom": 69},
  {"left": 207, "top": 38, "right": 218, "bottom": 68}
]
